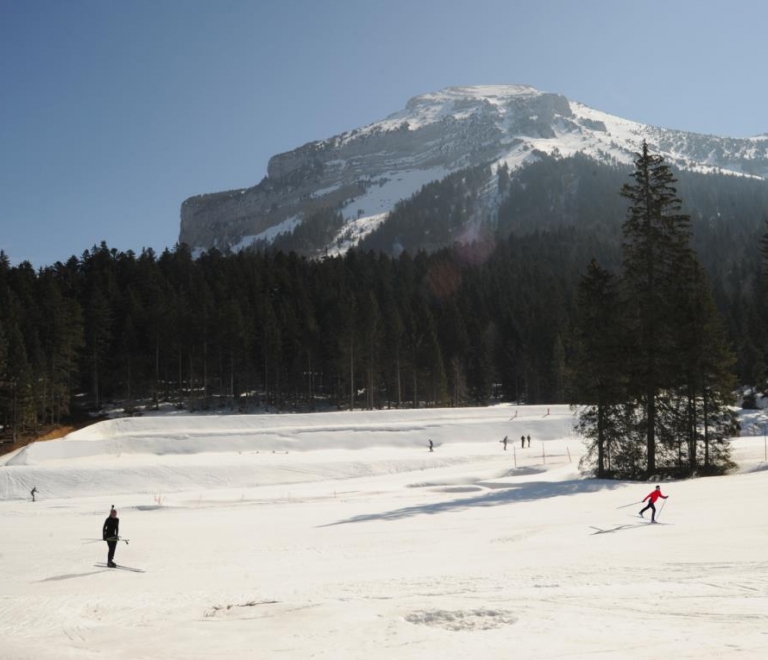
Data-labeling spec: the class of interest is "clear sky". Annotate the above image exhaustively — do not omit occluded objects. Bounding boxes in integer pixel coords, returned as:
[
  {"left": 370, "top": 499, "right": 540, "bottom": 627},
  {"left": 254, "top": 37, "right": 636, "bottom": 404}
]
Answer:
[{"left": 2, "top": 0, "right": 767, "bottom": 267}]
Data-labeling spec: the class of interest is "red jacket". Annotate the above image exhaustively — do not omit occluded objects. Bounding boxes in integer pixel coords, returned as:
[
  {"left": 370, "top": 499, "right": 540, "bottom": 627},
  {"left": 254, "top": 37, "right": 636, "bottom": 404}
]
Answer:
[{"left": 644, "top": 489, "right": 667, "bottom": 504}]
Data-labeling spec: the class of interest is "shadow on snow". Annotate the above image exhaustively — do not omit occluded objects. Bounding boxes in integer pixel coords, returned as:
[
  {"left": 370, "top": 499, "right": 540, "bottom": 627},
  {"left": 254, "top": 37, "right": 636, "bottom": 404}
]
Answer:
[
  {"left": 37, "top": 570, "right": 105, "bottom": 582},
  {"left": 321, "top": 478, "right": 623, "bottom": 527}
]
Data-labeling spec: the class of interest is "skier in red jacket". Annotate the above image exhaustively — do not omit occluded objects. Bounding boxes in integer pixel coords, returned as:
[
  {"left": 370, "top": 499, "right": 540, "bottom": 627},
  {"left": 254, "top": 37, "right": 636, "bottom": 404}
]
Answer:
[{"left": 639, "top": 485, "right": 668, "bottom": 523}]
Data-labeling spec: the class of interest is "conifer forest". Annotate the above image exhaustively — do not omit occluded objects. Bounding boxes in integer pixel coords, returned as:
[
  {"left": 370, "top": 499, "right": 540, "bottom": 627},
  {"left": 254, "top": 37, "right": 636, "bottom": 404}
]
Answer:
[{"left": 2, "top": 149, "right": 767, "bottom": 478}]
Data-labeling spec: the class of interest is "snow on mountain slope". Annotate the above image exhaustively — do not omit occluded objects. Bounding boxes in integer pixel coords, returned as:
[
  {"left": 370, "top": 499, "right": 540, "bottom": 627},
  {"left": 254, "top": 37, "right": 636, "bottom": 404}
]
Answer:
[
  {"left": 346, "top": 85, "right": 545, "bottom": 136},
  {"left": 179, "top": 85, "right": 768, "bottom": 256}
]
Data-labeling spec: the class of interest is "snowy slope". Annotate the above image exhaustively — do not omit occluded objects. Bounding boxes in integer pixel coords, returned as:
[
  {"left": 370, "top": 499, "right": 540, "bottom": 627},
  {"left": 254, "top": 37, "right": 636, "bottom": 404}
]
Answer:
[
  {"left": 2, "top": 405, "right": 768, "bottom": 659},
  {"left": 0, "top": 405, "right": 569, "bottom": 499}
]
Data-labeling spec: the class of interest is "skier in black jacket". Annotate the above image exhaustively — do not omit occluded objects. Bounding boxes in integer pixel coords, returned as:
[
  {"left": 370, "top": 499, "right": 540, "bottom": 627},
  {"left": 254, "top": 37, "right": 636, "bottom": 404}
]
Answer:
[{"left": 103, "top": 507, "right": 120, "bottom": 567}]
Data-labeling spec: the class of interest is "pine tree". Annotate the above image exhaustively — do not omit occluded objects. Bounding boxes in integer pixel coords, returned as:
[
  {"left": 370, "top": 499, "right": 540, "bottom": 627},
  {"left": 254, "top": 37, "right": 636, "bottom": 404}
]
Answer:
[
  {"left": 571, "top": 259, "right": 627, "bottom": 477},
  {"left": 573, "top": 145, "right": 736, "bottom": 479},
  {"left": 5, "top": 320, "right": 33, "bottom": 440},
  {"left": 37, "top": 271, "right": 83, "bottom": 424},
  {"left": 84, "top": 284, "right": 113, "bottom": 411},
  {"left": 620, "top": 141, "right": 694, "bottom": 476},
  {"left": 673, "top": 260, "right": 736, "bottom": 474},
  {"left": 0, "top": 317, "right": 8, "bottom": 434}
]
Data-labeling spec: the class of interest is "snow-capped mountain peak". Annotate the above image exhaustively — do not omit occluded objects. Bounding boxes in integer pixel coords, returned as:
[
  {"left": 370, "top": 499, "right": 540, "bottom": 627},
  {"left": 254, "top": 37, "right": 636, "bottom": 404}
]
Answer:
[{"left": 179, "top": 85, "right": 768, "bottom": 256}]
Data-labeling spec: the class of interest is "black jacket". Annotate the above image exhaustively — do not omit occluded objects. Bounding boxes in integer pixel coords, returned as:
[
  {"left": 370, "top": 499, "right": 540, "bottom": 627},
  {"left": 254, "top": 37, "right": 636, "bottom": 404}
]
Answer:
[{"left": 103, "top": 516, "right": 119, "bottom": 541}]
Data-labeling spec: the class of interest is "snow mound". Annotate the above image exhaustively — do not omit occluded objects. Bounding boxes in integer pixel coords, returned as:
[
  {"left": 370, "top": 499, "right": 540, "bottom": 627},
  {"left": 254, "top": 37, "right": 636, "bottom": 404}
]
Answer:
[{"left": 0, "top": 405, "right": 574, "bottom": 500}]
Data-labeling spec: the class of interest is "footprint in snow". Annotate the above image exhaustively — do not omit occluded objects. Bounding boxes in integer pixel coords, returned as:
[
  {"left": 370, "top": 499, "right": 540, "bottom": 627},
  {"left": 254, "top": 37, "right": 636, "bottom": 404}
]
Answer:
[{"left": 404, "top": 608, "right": 517, "bottom": 631}]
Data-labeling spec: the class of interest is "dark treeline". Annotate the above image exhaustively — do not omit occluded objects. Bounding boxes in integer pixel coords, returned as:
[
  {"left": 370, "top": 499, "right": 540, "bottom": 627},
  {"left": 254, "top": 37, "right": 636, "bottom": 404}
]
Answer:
[{"left": 0, "top": 231, "right": 598, "bottom": 439}]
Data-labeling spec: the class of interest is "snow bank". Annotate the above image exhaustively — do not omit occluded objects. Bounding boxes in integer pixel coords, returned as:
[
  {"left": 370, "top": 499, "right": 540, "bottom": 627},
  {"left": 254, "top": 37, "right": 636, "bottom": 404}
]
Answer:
[{"left": 0, "top": 405, "right": 574, "bottom": 500}]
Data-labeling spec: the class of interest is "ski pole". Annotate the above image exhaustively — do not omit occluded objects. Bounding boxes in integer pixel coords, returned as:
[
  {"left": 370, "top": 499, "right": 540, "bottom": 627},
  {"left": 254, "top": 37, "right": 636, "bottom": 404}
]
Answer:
[
  {"left": 656, "top": 498, "right": 668, "bottom": 521},
  {"left": 106, "top": 536, "right": 129, "bottom": 545},
  {"left": 84, "top": 537, "right": 130, "bottom": 544},
  {"left": 616, "top": 501, "right": 642, "bottom": 510}
]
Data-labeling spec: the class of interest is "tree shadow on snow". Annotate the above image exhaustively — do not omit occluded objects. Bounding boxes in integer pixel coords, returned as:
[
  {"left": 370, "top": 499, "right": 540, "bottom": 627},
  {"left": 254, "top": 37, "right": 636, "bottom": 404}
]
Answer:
[{"left": 321, "top": 478, "right": 623, "bottom": 527}]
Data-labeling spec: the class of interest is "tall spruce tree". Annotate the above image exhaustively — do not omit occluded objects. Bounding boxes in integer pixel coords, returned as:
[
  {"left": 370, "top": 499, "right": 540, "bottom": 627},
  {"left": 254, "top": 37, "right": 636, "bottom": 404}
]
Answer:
[{"left": 620, "top": 141, "right": 694, "bottom": 476}]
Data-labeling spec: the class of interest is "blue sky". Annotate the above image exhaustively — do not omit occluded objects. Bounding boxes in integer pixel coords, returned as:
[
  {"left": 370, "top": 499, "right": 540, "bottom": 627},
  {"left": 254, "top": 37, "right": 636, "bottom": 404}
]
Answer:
[{"left": 2, "top": 0, "right": 767, "bottom": 267}]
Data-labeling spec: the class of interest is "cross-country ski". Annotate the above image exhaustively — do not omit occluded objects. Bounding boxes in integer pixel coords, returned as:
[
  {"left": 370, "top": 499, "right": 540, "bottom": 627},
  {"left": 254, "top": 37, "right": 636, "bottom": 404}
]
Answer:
[{"left": 95, "top": 563, "right": 145, "bottom": 573}]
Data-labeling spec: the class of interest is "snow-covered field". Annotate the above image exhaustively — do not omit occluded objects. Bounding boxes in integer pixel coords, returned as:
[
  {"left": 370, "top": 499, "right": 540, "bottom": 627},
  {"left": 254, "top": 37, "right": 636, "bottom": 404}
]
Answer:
[{"left": 1, "top": 404, "right": 767, "bottom": 659}]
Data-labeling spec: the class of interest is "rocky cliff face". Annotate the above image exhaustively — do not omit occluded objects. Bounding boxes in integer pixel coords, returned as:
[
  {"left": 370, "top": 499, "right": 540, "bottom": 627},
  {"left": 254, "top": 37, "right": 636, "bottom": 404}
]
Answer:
[{"left": 179, "top": 85, "right": 768, "bottom": 255}]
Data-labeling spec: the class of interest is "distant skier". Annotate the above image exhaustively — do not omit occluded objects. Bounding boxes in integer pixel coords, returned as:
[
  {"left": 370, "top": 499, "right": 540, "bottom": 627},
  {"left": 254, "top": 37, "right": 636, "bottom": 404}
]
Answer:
[
  {"left": 103, "top": 506, "right": 120, "bottom": 567},
  {"left": 428, "top": 439, "right": 434, "bottom": 452},
  {"left": 501, "top": 435, "right": 508, "bottom": 451},
  {"left": 521, "top": 435, "right": 525, "bottom": 448},
  {"left": 30, "top": 486, "right": 37, "bottom": 502},
  {"left": 639, "top": 485, "right": 669, "bottom": 523},
  {"left": 527, "top": 434, "right": 531, "bottom": 448}
]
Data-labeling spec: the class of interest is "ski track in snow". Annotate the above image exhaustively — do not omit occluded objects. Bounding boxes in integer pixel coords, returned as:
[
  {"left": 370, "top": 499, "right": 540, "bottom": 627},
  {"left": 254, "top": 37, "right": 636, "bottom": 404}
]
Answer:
[{"left": 1, "top": 404, "right": 768, "bottom": 659}]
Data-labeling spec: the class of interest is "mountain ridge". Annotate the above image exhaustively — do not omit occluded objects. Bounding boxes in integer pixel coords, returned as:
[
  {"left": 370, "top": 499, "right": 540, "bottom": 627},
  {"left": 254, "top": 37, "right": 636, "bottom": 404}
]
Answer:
[{"left": 179, "top": 85, "right": 768, "bottom": 256}]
